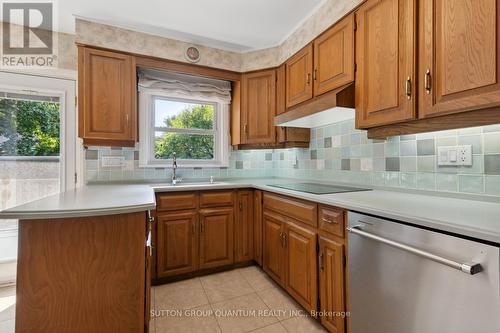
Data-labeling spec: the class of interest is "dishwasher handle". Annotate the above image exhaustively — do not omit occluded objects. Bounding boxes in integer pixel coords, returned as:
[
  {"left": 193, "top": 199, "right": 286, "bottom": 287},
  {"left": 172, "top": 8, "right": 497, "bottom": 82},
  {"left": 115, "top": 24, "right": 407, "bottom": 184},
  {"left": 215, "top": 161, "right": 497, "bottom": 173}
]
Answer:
[{"left": 347, "top": 225, "right": 483, "bottom": 275}]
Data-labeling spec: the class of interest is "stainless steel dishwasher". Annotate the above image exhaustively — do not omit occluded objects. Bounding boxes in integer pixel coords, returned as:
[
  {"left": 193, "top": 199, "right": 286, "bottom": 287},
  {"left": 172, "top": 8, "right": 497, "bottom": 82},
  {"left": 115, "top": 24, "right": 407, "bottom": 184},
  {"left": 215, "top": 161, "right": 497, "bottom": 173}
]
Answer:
[{"left": 347, "top": 212, "right": 500, "bottom": 333}]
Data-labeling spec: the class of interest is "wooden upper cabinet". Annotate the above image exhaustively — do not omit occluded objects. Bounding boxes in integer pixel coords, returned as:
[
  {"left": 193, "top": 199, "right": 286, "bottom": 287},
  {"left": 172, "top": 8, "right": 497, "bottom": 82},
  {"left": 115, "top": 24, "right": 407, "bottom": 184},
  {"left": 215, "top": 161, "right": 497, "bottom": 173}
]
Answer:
[
  {"left": 78, "top": 47, "right": 137, "bottom": 146},
  {"left": 241, "top": 69, "right": 276, "bottom": 145},
  {"left": 319, "top": 236, "right": 345, "bottom": 333},
  {"left": 156, "top": 211, "right": 198, "bottom": 278},
  {"left": 286, "top": 44, "right": 314, "bottom": 108},
  {"left": 419, "top": 0, "right": 500, "bottom": 118},
  {"left": 285, "top": 222, "right": 318, "bottom": 312},
  {"left": 235, "top": 190, "right": 254, "bottom": 262},
  {"left": 314, "top": 14, "right": 355, "bottom": 96},
  {"left": 199, "top": 207, "right": 234, "bottom": 269},
  {"left": 355, "top": 0, "right": 417, "bottom": 128}
]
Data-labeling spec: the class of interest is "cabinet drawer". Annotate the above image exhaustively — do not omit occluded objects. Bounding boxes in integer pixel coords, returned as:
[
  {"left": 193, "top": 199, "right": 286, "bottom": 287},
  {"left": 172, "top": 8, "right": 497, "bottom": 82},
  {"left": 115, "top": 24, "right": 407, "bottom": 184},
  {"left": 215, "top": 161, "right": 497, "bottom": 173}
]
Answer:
[
  {"left": 156, "top": 192, "right": 198, "bottom": 211},
  {"left": 200, "top": 191, "right": 234, "bottom": 208},
  {"left": 263, "top": 192, "right": 317, "bottom": 227},
  {"left": 319, "top": 206, "right": 345, "bottom": 238}
]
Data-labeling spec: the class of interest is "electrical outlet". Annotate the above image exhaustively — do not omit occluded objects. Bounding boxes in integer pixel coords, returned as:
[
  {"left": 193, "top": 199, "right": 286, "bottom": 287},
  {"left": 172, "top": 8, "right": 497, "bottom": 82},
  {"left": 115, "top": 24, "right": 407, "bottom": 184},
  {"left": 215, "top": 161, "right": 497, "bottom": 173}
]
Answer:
[
  {"left": 101, "top": 156, "right": 125, "bottom": 167},
  {"left": 437, "top": 145, "right": 472, "bottom": 166}
]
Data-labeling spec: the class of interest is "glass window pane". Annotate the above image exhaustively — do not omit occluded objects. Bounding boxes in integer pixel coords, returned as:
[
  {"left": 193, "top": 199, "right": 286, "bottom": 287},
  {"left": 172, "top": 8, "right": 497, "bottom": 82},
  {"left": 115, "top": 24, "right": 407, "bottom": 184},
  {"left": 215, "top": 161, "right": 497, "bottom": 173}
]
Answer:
[
  {"left": 155, "top": 132, "right": 214, "bottom": 160},
  {"left": 0, "top": 98, "right": 60, "bottom": 156},
  {"left": 0, "top": 93, "right": 62, "bottom": 281},
  {"left": 154, "top": 98, "right": 214, "bottom": 130}
]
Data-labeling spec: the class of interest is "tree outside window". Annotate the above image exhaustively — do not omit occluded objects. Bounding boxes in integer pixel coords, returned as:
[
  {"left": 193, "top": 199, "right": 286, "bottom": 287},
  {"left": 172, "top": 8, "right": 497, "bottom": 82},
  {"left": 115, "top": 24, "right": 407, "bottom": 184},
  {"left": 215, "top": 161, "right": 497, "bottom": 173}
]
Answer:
[
  {"left": 0, "top": 98, "right": 60, "bottom": 157},
  {"left": 154, "top": 98, "right": 216, "bottom": 161}
]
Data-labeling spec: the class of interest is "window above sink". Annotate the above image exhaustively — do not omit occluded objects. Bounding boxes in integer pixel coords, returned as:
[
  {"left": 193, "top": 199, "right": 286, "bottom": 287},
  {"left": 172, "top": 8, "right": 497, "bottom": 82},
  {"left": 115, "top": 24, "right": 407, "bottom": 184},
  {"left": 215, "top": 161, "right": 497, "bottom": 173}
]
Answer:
[{"left": 138, "top": 69, "right": 231, "bottom": 168}]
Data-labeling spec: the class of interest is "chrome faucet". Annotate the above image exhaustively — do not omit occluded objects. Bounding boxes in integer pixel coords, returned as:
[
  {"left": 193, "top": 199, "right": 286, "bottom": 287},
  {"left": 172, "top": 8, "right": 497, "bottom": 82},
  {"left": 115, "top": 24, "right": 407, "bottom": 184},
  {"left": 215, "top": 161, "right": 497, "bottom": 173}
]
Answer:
[{"left": 171, "top": 152, "right": 182, "bottom": 185}]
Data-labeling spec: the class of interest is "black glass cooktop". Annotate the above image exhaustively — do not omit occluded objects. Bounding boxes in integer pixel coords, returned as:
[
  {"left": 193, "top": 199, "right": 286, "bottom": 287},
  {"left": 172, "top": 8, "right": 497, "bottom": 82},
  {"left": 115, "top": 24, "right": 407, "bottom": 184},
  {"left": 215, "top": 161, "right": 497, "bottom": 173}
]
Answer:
[{"left": 267, "top": 183, "right": 371, "bottom": 195}]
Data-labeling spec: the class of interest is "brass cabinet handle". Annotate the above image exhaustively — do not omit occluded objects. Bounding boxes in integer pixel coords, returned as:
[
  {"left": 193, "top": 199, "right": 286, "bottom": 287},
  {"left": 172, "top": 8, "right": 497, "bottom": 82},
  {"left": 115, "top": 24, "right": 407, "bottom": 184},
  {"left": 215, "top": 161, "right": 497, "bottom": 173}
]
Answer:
[
  {"left": 319, "top": 252, "right": 324, "bottom": 271},
  {"left": 313, "top": 69, "right": 318, "bottom": 81},
  {"left": 200, "top": 220, "right": 204, "bottom": 233},
  {"left": 306, "top": 73, "right": 311, "bottom": 85},
  {"left": 282, "top": 233, "right": 287, "bottom": 248},
  {"left": 279, "top": 232, "right": 284, "bottom": 247},
  {"left": 405, "top": 77, "right": 412, "bottom": 100},
  {"left": 125, "top": 113, "right": 130, "bottom": 128},
  {"left": 425, "top": 69, "right": 431, "bottom": 94},
  {"left": 243, "top": 124, "right": 248, "bottom": 134},
  {"left": 322, "top": 217, "right": 338, "bottom": 224}
]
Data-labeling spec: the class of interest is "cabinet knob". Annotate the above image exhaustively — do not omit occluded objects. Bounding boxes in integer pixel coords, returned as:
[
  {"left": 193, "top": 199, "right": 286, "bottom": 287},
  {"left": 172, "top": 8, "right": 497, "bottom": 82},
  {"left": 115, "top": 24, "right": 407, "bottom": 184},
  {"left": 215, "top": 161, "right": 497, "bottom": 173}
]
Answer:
[
  {"left": 319, "top": 252, "right": 324, "bottom": 271},
  {"left": 405, "top": 77, "right": 412, "bottom": 100},
  {"left": 425, "top": 69, "right": 432, "bottom": 94}
]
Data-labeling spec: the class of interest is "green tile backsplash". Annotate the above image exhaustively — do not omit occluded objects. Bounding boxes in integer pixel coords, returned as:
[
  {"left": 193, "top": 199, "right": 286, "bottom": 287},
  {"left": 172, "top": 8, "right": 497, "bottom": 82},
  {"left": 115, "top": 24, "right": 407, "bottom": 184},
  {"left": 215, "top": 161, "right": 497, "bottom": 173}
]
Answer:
[{"left": 84, "top": 119, "right": 500, "bottom": 197}]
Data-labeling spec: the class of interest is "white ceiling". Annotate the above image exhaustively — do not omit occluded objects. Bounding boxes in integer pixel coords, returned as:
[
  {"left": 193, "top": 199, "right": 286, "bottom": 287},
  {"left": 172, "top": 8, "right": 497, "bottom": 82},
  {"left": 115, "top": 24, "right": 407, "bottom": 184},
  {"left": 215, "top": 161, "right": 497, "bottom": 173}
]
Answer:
[{"left": 56, "top": 0, "right": 326, "bottom": 52}]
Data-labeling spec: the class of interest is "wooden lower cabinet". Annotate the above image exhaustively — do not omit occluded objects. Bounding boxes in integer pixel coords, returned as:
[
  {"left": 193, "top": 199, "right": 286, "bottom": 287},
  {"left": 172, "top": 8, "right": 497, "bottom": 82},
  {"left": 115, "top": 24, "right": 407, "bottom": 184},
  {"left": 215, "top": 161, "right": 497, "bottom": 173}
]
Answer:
[
  {"left": 199, "top": 207, "right": 234, "bottom": 269},
  {"left": 263, "top": 210, "right": 287, "bottom": 286},
  {"left": 285, "top": 221, "right": 318, "bottom": 312},
  {"left": 235, "top": 190, "right": 254, "bottom": 262},
  {"left": 319, "top": 235, "right": 346, "bottom": 333},
  {"left": 263, "top": 209, "right": 318, "bottom": 313},
  {"left": 263, "top": 193, "right": 348, "bottom": 333},
  {"left": 156, "top": 211, "right": 198, "bottom": 278},
  {"left": 154, "top": 189, "right": 260, "bottom": 281}
]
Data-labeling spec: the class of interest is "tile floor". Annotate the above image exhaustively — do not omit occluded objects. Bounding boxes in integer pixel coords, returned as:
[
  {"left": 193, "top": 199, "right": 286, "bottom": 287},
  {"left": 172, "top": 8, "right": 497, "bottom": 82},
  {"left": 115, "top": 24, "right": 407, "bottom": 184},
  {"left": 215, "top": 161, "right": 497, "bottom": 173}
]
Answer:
[
  {"left": 0, "top": 266, "right": 327, "bottom": 333},
  {"left": 150, "top": 266, "right": 327, "bottom": 333}
]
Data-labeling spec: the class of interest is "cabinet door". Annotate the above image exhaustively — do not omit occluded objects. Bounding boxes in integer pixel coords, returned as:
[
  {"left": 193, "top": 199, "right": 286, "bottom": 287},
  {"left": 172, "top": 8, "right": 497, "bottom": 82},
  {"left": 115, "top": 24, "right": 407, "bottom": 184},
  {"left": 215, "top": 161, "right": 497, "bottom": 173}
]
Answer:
[
  {"left": 319, "top": 236, "right": 345, "bottom": 333},
  {"left": 355, "top": 0, "right": 417, "bottom": 128},
  {"left": 263, "top": 210, "right": 286, "bottom": 286},
  {"left": 286, "top": 44, "right": 314, "bottom": 108},
  {"left": 254, "top": 190, "right": 263, "bottom": 266},
  {"left": 419, "top": 0, "right": 500, "bottom": 118},
  {"left": 199, "top": 207, "right": 234, "bottom": 269},
  {"left": 285, "top": 221, "right": 318, "bottom": 312},
  {"left": 241, "top": 69, "right": 276, "bottom": 144},
  {"left": 156, "top": 211, "right": 198, "bottom": 278},
  {"left": 314, "top": 14, "right": 355, "bottom": 96},
  {"left": 235, "top": 190, "right": 254, "bottom": 262},
  {"left": 78, "top": 47, "right": 137, "bottom": 145}
]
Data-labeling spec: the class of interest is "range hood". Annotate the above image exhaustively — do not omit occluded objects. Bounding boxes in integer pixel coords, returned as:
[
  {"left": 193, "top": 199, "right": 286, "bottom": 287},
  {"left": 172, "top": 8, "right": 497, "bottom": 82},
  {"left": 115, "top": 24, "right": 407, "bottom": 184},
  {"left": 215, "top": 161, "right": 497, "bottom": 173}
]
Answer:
[{"left": 275, "top": 83, "right": 355, "bottom": 128}]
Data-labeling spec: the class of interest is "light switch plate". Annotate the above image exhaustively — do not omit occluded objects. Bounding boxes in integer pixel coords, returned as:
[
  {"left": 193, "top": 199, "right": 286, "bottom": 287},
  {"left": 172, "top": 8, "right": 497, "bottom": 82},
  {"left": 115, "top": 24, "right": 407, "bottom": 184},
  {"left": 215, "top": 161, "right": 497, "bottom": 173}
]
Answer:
[
  {"left": 437, "top": 145, "right": 472, "bottom": 166},
  {"left": 101, "top": 156, "right": 125, "bottom": 167}
]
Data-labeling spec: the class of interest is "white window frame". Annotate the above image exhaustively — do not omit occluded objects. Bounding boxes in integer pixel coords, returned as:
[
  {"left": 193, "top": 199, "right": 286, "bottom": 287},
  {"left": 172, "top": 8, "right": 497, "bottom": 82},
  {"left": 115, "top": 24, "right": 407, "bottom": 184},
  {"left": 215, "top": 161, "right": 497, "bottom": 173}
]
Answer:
[
  {"left": 0, "top": 71, "right": 78, "bottom": 191},
  {"left": 139, "top": 91, "right": 229, "bottom": 168}
]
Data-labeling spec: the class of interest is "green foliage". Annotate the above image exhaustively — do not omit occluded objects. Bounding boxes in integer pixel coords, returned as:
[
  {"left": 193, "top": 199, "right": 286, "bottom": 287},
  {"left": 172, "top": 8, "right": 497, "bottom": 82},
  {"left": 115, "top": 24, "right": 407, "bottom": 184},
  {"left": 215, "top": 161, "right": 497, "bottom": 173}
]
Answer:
[
  {"left": 0, "top": 98, "right": 60, "bottom": 156},
  {"left": 155, "top": 104, "right": 215, "bottom": 160}
]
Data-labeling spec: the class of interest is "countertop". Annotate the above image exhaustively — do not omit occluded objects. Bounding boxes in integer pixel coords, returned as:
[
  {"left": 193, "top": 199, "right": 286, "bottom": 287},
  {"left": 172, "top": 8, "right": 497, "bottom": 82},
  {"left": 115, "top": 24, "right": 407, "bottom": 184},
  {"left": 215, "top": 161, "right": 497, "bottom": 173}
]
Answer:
[
  {"left": 0, "top": 185, "right": 156, "bottom": 219},
  {"left": 1, "top": 178, "right": 500, "bottom": 244}
]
